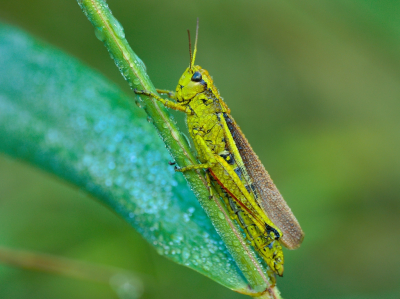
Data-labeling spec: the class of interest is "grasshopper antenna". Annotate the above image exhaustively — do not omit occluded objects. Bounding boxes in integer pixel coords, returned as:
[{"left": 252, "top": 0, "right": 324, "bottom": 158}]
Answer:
[
  {"left": 192, "top": 18, "right": 199, "bottom": 67},
  {"left": 188, "top": 18, "right": 199, "bottom": 70},
  {"left": 187, "top": 29, "right": 192, "bottom": 70}
]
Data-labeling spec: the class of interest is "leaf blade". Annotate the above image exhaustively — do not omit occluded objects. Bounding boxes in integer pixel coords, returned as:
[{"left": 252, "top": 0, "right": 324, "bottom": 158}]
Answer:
[{"left": 0, "top": 24, "right": 250, "bottom": 291}]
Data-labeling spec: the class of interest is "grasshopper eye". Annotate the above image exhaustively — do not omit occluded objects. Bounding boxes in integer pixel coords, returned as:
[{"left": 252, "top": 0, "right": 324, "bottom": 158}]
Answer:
[{"left": 191, "top": 71, "right": 202, "bottom": 82}]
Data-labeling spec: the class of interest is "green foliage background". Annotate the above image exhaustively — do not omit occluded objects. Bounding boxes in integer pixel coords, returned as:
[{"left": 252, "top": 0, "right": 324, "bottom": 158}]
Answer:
[{"left": 0, "top": 0, "right": 399, "bottom": 298}]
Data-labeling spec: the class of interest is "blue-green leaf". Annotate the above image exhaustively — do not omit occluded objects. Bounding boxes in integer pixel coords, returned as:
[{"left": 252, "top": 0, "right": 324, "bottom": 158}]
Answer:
[{"left": 0, "top": 24, "right": 250, "bottom": 291}]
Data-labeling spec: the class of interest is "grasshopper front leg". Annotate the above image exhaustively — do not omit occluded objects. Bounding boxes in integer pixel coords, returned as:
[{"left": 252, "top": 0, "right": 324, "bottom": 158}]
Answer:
[
  {"left": 134, "top": 89, "right": 190, "bottom": 114},
  {"left": 156, "top": 89, "right": 176, "bottom": 100}
]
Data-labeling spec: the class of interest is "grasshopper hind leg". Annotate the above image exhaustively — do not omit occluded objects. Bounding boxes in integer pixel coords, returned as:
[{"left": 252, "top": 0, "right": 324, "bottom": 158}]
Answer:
[{"left": 259, "top": 241, "right": 284, "bottom": 277}]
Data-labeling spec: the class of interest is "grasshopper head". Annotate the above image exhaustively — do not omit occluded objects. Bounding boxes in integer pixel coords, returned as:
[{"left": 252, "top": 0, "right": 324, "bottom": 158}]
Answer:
[{"left": 175, "top": 65, "right": 216, "bottom": 103}]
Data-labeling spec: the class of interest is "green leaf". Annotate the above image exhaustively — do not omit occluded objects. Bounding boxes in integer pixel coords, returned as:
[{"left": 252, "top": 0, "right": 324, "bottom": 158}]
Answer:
[{"left": 0, "top": 24, "right": 249, "bottom": 291}]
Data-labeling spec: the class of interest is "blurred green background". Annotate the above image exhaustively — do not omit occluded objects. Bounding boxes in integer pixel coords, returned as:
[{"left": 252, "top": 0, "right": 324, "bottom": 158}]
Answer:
[{"left": 1, "top": 0, "right": 400, "bottom": 298}]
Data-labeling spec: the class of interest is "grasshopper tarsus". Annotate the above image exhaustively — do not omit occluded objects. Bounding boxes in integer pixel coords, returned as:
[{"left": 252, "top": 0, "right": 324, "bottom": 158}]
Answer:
[{"left": 168, "top": 161, "right": 176, "bottom": 165}]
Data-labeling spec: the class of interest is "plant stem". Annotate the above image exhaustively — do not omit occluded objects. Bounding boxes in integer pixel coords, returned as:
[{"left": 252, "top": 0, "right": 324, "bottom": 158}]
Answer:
[{"left": 0, "top": 245, "right": 142, "bottom": 285}]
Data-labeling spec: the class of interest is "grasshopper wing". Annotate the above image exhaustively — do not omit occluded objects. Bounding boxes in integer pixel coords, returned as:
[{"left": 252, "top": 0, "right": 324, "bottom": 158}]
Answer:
[{"left": 223, "top": 113, "right": 304, "bottom": 249}]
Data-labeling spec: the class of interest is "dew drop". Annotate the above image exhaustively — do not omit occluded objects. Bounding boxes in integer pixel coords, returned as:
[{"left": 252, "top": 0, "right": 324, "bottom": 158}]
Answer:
[
  {"left": 121, "top": 49, "right": 130, "bottom": 60},
  {"left": 212, "top": 256, "right": 221, "bottom": 263},
  {"left": 133, "top": 78, "right": 140, "bottom": 86},
  {"left": 171, "top": 130, "right": 179, "bottom": 140},
  {"left": 183, "top": 213, "right": 190, "bottom": 222},
  {"left": 108, "top": 161, "right": 116, "bottom": 170},
  {"left": 135, "top": 100, "right": 142, "bottom": 108},
  {"left": 182, "top": 248, "right": 191, "bottom": 261},
  {"left": 192, "top": 253, "right": 200, "bottom": 262},
  {"left": 201, "top": 248, "right": 210, "bottom": 257},
  {"left": 108, "top": 15, "right": 125, "bottom": 39},
  {"left": 149, "top": 222, "right": 159, "bottom": 232},
  {"left": 203, "top": 264, "right": 210, "bottom": 271},
  {"left": 94, "top": 27, "right": 105, "bottom": 41},
  {"left": 137, "top": 56, "right": 147, "bottom": 71},
  {"left": 172, "top": 233, "right": 183, "bottom": 243},
  {"left": 123, "top": 68, "right": 130, "bottom": 77}
]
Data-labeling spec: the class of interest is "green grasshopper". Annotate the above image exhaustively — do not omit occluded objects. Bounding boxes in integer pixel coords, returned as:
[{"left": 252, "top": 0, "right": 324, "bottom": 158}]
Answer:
[{"left": 135, "top": 22, "right": 304, "bottom": 279}]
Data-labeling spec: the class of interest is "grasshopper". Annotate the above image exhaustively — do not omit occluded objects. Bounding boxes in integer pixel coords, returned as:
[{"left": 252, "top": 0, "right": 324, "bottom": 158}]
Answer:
[{"left": 135, "top": 22, "right": 304, "bottom": 278}]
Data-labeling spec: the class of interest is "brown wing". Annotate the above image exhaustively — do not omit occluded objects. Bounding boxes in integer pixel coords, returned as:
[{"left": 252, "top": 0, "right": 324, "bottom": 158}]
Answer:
[{"left": 223, "top": 113, "right": 304, "bottom": 249}]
